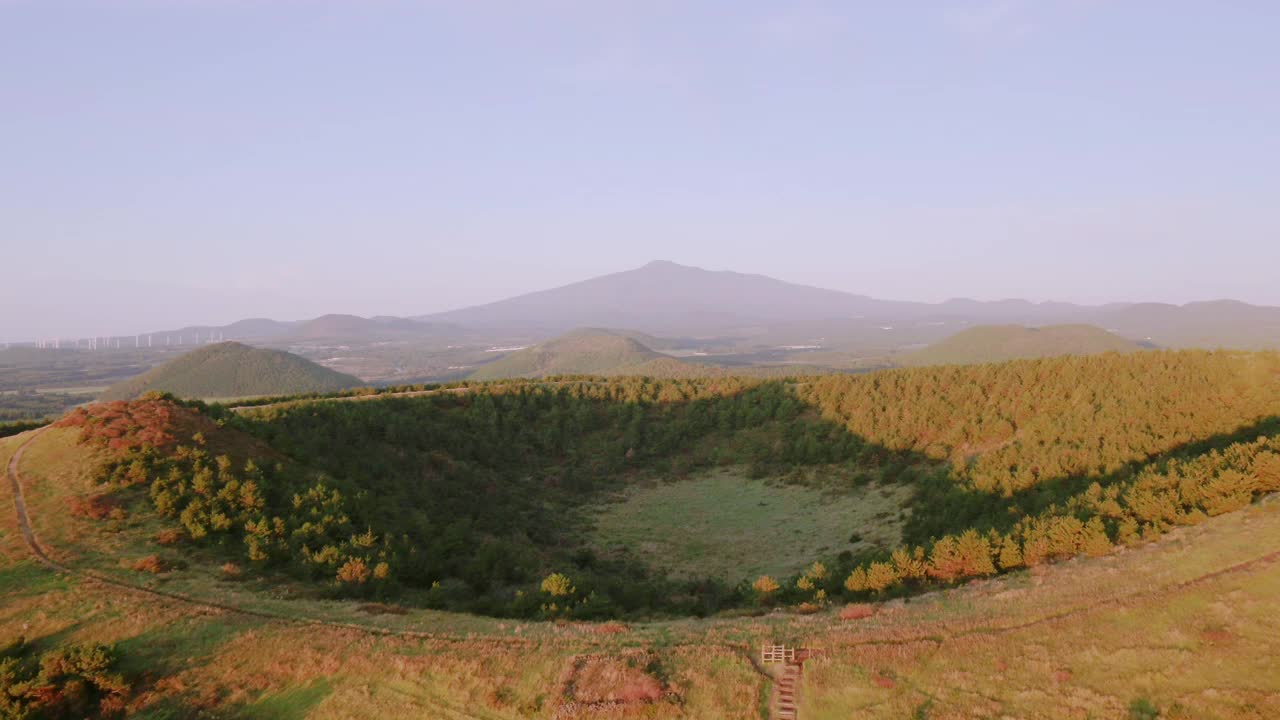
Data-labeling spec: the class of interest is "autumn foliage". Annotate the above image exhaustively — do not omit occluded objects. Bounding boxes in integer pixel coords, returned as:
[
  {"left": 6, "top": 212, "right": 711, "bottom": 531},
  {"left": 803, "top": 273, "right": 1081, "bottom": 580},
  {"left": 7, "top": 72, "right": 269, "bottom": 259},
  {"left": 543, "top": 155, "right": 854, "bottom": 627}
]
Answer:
[
  {"left": 799, "top": 350, "right": 1280, "bottom": 494},
  {"left": 55, "top": 397, "right": 193, "bottom": 453},
  {"left": 0, "top": 640, "right": 131, "bottom": 719}
]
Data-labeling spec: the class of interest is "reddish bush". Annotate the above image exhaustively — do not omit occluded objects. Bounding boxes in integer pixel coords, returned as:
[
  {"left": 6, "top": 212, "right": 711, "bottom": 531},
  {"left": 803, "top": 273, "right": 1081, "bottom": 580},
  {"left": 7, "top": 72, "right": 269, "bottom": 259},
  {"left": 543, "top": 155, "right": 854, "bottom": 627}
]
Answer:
[
  {"left": 840, "top": 603, "right": 877, "bottom": 621},
  {"left": 616, "top": 676, "right": 664, "bottom": 703},
  {"left": 55, "top": 399, "right": 202, "bottom": 453},
  {"left": 1201, "top": 629, "right": 1234, "bottom": 644},
  {"left": 872, "top": 674, "right": 896, "bottom": 689},
  {"left": 155, "top": 528, "right": 183, "bottom": 546},
  {"left": 68, "top": 494, "right": 123, "bottom": 521},
  {"left": 131, "top": 555, "right": 168, "bottom": 574},
  {"left": 220, "top": 562, "right": 243, "bottom": 580}
]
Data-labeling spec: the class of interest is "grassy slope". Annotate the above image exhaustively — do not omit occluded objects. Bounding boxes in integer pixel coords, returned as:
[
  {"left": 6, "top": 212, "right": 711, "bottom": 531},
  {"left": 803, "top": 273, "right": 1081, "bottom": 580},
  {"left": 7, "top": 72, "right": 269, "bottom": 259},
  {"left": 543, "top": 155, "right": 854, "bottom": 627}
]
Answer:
[
  {"left": 2, "top": 420, "right": 1278, "bottom": 718},
  {"left": 100, "top": 342, "right": 363, "bottom": 401},
  {"left": 901, "top": 323, "right": 1144, "bottom": 367},
  {"left": 800, "top": 497, "right": 1280, "bottom": 719}
]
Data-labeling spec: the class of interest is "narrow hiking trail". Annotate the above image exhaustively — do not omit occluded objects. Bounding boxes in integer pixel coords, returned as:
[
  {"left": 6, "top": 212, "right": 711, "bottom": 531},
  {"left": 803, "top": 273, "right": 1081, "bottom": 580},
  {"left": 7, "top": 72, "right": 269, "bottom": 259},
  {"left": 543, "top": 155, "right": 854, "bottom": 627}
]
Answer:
[{"left": 6, "top": 429, "right": 51, "bottom": 569}]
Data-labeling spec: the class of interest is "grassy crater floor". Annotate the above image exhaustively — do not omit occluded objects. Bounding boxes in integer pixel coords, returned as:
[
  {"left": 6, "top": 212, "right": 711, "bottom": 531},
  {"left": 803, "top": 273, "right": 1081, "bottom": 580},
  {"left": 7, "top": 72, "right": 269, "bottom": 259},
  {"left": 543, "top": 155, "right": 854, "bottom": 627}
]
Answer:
[{"left": 589, "top": 470, "right": 912, "bottom": 580}]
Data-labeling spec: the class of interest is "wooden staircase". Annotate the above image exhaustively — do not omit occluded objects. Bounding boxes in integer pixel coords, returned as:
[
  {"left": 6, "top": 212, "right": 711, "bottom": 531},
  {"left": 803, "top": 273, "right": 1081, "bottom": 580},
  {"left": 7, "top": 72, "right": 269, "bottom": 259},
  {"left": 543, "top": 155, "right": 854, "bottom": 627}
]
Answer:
[
  {"left": 761, "top": 645, "right": 813, "bottom": 719},
  {"left": 773, "top": 660, "right": 802, "bottom": 719}
]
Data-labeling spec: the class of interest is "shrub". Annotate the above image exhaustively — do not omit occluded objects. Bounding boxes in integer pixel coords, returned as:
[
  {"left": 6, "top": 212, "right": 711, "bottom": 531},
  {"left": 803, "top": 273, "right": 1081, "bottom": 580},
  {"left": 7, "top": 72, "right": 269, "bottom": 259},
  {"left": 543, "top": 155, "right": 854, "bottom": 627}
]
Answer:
[
  {"left": 752, "top": 575, "right": 780, "bottom": 595},
  {"left": 865, "top": 562, "right": 900, "bottom": 592},
  {"left": 540, "top": 573, "right": 575, "bottom": 597},
  {"left": 840, "top": 603, "right": 877, "bottom": 621},
  {"left": 336, "top": 558, "right": 371, "bottom": 585},
  {"left": 1128, "top": 697, "right": 1160, "bottom": 720},
  {"left": 68, "top": 494, "right": 123, "bottom": 521},
  {"left": 155, "top": 529, "right": 183, "bottom": 546},
  {"left": 131, "top": 555, "right": 167, "bottom": 574},
  {"left": 0, "top": 642, "right": 131, "bottom": 719},
  {"left": 844, "top": 567, "right": 868, "bottom": 592},
  {"left": 220, "top": 562, "right": 243, "bottom": 580}
]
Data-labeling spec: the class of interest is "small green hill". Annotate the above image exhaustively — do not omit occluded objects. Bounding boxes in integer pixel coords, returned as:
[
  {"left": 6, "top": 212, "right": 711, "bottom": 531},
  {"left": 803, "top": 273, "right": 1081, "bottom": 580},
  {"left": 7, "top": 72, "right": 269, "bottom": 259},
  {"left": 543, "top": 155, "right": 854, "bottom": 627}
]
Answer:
[
  {"left": 99, "top": 342, "right": 363, "bottom": 400},
  {"left": 470, "top": 329, "right": 667, "bottom": 379},
  {"left": 901, "top": 323, "right": 1145, "bottom": 367},
  {"left": 470, "top": 329, "right": 845, "bottom": 380}
]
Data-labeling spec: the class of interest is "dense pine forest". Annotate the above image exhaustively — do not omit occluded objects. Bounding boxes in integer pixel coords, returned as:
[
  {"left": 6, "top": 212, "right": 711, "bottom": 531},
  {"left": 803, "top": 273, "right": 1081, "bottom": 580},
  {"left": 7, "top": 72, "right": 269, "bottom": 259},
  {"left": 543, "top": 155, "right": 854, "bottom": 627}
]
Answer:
[{"left": 58, "top": 350, "right": 1280, "bottom": 619}]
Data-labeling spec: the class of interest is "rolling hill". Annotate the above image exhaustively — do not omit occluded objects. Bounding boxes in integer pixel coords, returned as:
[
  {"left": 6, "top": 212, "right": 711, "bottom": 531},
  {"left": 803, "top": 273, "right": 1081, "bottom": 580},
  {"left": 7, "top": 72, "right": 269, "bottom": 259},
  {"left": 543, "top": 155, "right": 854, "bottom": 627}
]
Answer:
[
  {"left": 469, "top": 328, "right": 697, "bottom": 379},
  {"left": 900, "top": 323, "right": 1146, "bottom": 366},
  {"left": 98, "top": 342, "right": 363, "bottom": 400},
  {"left": 1097, "top": 299, "right": 1280, "bottom": 349}
]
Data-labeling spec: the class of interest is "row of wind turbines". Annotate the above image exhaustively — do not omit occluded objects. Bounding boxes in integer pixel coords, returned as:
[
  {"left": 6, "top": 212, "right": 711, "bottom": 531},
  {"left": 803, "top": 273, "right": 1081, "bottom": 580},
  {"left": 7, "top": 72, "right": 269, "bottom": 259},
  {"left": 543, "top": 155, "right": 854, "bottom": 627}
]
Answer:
[{"left": 25, "top": 331, "right": 226, "bottom": 351}]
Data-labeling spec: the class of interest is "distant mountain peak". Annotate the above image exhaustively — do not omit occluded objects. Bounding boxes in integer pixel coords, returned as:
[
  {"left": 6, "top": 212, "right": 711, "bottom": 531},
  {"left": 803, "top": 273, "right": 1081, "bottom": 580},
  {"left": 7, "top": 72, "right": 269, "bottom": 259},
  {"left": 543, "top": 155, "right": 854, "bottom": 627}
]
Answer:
[{"left": 635, "top": 259, "right": 705, "bottom": 275}]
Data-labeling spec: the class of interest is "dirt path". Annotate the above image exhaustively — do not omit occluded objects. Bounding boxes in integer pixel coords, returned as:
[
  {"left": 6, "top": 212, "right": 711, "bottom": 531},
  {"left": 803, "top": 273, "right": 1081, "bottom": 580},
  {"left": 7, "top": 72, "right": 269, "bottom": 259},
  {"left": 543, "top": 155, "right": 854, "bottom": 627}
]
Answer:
[{"left": 6, "top": 429, "right": 55, "bottom": 569}]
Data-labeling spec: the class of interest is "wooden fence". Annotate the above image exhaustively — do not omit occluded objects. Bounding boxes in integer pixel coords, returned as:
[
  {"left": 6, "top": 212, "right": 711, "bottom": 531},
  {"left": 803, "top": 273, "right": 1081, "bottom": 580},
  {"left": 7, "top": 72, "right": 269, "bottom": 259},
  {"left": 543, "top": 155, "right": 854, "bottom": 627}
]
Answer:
[{"left": 761, "top": 644, "right": 796, "bottom": 664}]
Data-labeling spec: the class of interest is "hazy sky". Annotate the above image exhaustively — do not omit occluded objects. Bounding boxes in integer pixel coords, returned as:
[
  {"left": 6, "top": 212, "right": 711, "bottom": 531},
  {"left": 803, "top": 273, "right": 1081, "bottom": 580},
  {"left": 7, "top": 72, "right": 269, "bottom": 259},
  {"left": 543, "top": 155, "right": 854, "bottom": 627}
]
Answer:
[{"left": 3, "top": 1, "right": 1279, "bottom": 341}]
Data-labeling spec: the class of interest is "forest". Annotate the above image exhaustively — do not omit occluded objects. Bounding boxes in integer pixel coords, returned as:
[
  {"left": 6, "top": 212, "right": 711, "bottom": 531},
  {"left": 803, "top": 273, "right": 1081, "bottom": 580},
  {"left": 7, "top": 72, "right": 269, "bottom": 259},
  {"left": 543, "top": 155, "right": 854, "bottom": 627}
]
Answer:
[{"left": 58, "top": 349, "right": 1280, "bottom": 620}]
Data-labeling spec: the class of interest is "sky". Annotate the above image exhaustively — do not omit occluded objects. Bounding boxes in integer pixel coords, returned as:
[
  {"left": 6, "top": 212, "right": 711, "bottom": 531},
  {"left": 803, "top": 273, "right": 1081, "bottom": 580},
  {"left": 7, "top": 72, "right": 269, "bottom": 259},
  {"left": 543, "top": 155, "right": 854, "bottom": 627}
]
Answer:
[{"left": 2, "top": 0, "right": 1279, "bottom": 341}]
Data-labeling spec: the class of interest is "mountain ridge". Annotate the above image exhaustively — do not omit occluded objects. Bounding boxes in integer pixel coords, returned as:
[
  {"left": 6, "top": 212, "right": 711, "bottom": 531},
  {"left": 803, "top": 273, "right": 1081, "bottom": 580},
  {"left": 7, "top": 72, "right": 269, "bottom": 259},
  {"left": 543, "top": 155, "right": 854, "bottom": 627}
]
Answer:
[{"left": 119, "top": 261, "right": 1280, "bottom": 349}]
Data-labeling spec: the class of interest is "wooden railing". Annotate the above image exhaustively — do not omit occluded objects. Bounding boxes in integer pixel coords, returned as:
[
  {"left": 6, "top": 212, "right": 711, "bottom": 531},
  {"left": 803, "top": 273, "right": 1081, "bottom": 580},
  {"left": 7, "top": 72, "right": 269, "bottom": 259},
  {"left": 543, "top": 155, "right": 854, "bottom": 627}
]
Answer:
[{"left": 761, "top": 644, "right": 796, "bottom": 664}]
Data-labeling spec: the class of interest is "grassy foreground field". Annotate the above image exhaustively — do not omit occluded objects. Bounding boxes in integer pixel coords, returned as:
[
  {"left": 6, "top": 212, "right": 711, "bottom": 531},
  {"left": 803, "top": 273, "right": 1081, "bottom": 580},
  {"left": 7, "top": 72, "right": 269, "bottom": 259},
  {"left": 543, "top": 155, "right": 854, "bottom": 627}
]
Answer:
[{"left": 3, "top": 427, "right": 1280, "bottom": 718}]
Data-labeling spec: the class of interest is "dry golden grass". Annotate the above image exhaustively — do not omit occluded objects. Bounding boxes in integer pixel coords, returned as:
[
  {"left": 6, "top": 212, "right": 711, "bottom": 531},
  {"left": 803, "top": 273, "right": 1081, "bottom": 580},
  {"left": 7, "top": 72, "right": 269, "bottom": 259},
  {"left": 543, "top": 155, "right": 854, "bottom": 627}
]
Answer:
[{"left": 798, "top": 499, "right": 1280, "bottom": 719}]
